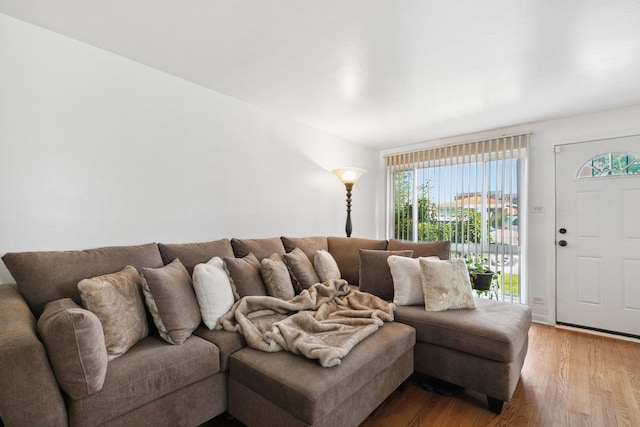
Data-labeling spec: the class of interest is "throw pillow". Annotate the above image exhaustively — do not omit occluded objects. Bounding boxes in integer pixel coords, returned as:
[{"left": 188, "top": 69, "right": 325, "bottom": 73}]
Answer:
[
  {"left": 37, "top": 298, "right": 108, "bottom": 400},
  {"left": 260, "top": 254, "right": 295, "bottom": 300},
  {"left": 388, "top": 255, "right": 439, "bottom": 306},
  {"left": 359, "top": 249, "right": 413, "bottom": 300},
  {"left": 283, "top": 247, "right": 321, "bottom": 290},
  {"left": 314, "top": 249, "right": 341, "bottom": 282},
  {"left": 419, "top": 258, "right": 476, "bottom": 312},
  {"left": 192, "top": 257, "right": 235, "bottom": 330},
  {"left": 78, "top": 265, "right": 148, "bottom": 360},
  {"left": 223, "top": 253, "right": 267, "bottom": 298},
  {"left": 141, "top": 259, "right": 201, "bottom": 345}
]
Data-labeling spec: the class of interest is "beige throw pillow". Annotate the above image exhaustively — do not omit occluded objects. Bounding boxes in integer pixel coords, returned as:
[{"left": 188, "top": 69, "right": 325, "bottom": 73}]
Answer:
[
  {"left": 260, "top": 254, "right": 295, "bottom": 300},
  {"left": 37, "top": 298, "right": 108, "bottom": 399},
  {"left": 419, "top": 258, "right": 476, "bottom": 312},
  {"left": 141, "top": 259, "right": 201, "bottom": 345},
  {"left": 314, "top": 250, "right": 341, "bottom": 282},
  {"left": 388, "top": 255, "right": 439, "bottom": 306},
  {"left": 78, "top": 265, "right": 148, "bottom": 359}
]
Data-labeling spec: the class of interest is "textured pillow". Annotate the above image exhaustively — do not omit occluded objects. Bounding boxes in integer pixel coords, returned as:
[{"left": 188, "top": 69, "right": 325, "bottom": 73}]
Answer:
[
  {"left": 358, "top": 249, "right": 413, "bottom": 300},
  {"left": 387, "top": 239, "right": 451, "bottom": 260},
  {"left": 192, "top": 257, "right": 235, "bottom": 329},
  {"left": 230, "top": 237, "right": 286, "bottom": 260},
  {"left": 419, "top": 258, "right": 476, "bottom": 312},
  {"left": 37, "top": 298, "right": 108, "bottom": 400},
  {"left": 283, "top": 247, "right": 321, "bottom": 290},
  {"left": 388, "top": 255, "right": 439, "bottom": 305},
  {"left": 314, "top": 250, "right": 341, "bottom": 282},
  {"left": 158, "top": 239, "right": 234, "bottom": 275},
  {"left": 141, "top": 259, "right": 201, "bottom": 345},
  {"left": 77, "top": 266, "right": 148, "bottom": 360},
  {"left": 260, "top": 254, "right": 295, "bottom": 300},
  {"left": 223, "top": 253, "right": 267, "bottom": 298}
]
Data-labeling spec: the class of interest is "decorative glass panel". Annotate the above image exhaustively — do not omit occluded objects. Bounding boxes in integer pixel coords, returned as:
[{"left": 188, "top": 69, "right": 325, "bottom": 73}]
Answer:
[{"left": 577, "top": 152, "right": 640, "bottom": 178}]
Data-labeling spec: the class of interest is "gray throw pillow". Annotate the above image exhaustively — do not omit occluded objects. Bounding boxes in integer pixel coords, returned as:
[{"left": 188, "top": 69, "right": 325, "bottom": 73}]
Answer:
[
  {"left": 223, "top": 253, "right": 267, "bottom": 298},
  {"left": 141, "top": 259, "right": 201, "bottom": 345},
  {"left": 359, "top": 249, "right": 413, "bottom": 300},
  {"left": 37, "top": 298, "right": 108, "bottom": 399},
  {"left": 283, "top": 247, "right": 321, "bottom": 291}
]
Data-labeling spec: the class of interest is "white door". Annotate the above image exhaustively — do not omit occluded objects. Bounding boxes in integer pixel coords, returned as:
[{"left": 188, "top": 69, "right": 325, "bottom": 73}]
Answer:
[{"left": 555, "top": 135, "right": 640, "bottom": 337}]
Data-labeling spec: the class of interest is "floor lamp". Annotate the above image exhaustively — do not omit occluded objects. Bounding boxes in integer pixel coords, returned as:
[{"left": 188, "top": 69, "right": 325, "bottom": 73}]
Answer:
[{"left": 332, "top": 167, "right": 367, "bottom": 238}]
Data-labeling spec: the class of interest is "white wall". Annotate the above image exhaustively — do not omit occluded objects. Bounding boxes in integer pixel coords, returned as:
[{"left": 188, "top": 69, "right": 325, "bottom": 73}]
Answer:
[
  {"left": 0, "top": 14, "right": 378, "bottom": 284},
  {"left": 380, "top": 104, "right": 640, "bottom": 324}
]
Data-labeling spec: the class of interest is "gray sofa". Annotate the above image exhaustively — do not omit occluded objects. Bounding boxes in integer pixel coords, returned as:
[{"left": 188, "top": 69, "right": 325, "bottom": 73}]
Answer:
[{"left": 0, "top": 236, "right": 531, "bottom": 426}]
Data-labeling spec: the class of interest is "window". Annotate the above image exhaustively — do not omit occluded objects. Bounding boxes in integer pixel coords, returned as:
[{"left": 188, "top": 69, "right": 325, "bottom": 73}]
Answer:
[
  {"left": 385, "top": 134, "right": 529, "bottom": 303},
  {"left": 577, "top": 152, "right": 640, "bottom": 178}
]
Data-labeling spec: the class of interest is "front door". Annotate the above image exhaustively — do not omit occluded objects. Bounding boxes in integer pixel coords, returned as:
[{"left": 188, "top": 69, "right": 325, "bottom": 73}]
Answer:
[{"left": 555, "top": 135, "right": 640, "bottom": 337}]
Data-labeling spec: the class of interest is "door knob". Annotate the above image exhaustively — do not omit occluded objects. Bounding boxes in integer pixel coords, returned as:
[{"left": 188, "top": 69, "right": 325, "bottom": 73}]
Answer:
[
  {"left": 558, "top": 240, "right": 568, "bottom": 247},
  {"left": 559, "top": 228, "right": 567, "bottom": 234}
]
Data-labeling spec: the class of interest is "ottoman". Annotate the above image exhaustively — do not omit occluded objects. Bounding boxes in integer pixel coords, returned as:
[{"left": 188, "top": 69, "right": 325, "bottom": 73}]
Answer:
[
  {"left": 395, "top": 298, "right": 532, "bottom": 413},
  {"left": 227, "top": 322, "right": 416, "bottom": 427}
]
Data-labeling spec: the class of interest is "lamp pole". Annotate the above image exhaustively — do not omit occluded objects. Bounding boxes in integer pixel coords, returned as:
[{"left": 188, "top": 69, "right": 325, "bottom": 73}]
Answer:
[
  {"left": 332, "top": 167, "right": 367, "bottom": 238},
  {"left": 345, "top": 182, "right": 353, "bottom": 238}
]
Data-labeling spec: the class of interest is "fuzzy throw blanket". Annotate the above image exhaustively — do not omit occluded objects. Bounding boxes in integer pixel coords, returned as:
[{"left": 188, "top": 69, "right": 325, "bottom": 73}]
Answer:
[{"left": 216, "top": 279, "right": 395, "bottom": 367}]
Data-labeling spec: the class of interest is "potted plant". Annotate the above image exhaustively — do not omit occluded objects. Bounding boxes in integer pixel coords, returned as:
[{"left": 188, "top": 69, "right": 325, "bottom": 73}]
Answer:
[{"left": 464, "top": 257, "right": 498, "bottom": 291}]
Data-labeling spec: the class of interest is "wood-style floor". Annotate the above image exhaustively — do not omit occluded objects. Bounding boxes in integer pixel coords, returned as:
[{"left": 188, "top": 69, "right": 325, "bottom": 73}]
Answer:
[{"left": 208, "top": 323, "right": 640, "bottom": 427}]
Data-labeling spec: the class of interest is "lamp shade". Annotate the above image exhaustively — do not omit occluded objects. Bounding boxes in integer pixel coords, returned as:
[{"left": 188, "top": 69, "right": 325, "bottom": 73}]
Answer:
[{"left": 332, "top": 167, "right": 368, "bottom": 184}]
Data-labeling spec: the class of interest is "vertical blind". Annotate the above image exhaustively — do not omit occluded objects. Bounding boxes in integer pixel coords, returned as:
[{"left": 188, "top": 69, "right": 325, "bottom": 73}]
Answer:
[{"left": 385, "top": 134, "right": 529, "bottom": 303}]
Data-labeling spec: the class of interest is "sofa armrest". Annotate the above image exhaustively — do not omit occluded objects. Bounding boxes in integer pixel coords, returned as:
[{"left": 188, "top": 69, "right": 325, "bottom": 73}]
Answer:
[{"left": 0, "top": 284, "right": 67, "bottom": 427}]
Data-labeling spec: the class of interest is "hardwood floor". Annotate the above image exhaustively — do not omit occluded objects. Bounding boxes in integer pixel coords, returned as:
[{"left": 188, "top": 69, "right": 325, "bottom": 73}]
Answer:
[{"left": 208, "top": 323, "right": 640, "bottom": 427}]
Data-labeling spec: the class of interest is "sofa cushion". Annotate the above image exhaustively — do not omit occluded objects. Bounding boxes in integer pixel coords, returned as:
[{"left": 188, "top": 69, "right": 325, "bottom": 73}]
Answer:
[
  {"left": 192, "top": 257, "right": 235, "bottom": 330},
  {"left": 388, "top": 255, "right": 439, "bottom": 306},
  {"left": 260, "top": 254, "right": 295, "bottom": 300},
  {"left": 386, "top": 240, "right": 451, "bottom": 260},
  {"left": 78, "top": 266, "right": 148, "bottom": 360},
  {"left": 419, "top": 258, "right": 476, "bottom": 311},
  {"left": 314, "top": 249, "right": 341, "bottom": 282},
  {"left": 37, "top": 298, "right": 108, "bottom": 400},
  {"left": 283, "top": 247, "right": 321, "bottom": 290},
  {"left": 281, "top": 236, "right": 328, "bottom": 263},
  {"left": 158, "top": 239, "right": 234, "bottom": 276},
  {"left": 2, "top": 243, "right": 164, "bottom": 318},
  {"left": 394, "top": 299, "right": 531, "bottom": 363},
  {"left": 229, "top": 321, "right": 415, "bottom": 424},
  {"left": 193, "top": 327, "right": 247, "bottom": 372},
  {"left": 358, "top": 249, "right": 413, "bottom": 300},
  {"left": 141, "top": 259, "right": 201, "bottom": 345},
  {"left": 327, "top": 237, "right": 388, "bottom": 285},
  {"left": 223, "top": 253, "right": 267, "bottom": 298},
  {"left": 231, "top": 237, "right": 286, "bottom": 261},
  {"left": 67, "top": 335, "right": 219, "bottom": 426}
]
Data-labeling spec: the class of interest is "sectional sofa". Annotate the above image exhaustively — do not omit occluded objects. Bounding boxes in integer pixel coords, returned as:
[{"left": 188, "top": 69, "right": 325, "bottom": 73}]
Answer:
[{"left": 0, "top": 236, "right": 531, "bottom": 426}]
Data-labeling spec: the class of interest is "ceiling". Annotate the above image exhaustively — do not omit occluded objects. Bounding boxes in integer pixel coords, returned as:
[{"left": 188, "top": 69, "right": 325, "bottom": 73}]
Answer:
[{"left": 2, "top": 1, "right": 640, "bottom": 149}]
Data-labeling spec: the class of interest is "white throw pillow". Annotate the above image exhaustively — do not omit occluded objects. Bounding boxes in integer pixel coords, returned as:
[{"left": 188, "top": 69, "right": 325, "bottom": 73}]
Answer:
[
  {"left": 314, "top": 250, "right": 341, "bottom": 282},
  {"left": 419, "top": 257, "right": 476, "bottom": 312},
  {"left": 388, "top": 256, "right": 439, "bottom": 305},
  {"left": 192, "top": 257, "right": 235, "bottom": 329}
]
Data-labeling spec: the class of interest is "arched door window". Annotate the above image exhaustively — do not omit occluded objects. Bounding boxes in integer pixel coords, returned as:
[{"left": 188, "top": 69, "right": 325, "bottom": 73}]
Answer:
[{"left": 577, "top": 152, "right": 640, "bottom": 178}]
